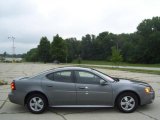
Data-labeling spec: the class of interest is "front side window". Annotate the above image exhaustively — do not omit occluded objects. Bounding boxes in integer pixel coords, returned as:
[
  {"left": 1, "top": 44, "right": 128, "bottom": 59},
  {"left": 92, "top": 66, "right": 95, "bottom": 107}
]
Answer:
[
  {"left": 46, "top": 71, "right": 73, "bottom": 83},
  {"left": 92, "top": 69, "right": 114, "bottom": 82},
  {"left": 75, "top": 71, "right": 101, "bottom": 84}
]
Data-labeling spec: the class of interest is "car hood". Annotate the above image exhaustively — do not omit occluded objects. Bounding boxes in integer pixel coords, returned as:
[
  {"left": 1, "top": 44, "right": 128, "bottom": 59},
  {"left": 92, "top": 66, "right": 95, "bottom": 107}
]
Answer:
[{"left": 117, "top": 78, "right": 149, "bottom": 86}]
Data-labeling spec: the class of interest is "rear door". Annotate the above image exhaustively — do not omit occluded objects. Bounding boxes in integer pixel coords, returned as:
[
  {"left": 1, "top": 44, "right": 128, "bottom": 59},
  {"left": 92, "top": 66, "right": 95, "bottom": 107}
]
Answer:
[
  {"left": 75, "top": 70, "right": 113, "bottom": 105},
  {"left": 42, "top": 70, "right": 76, "bottom": 106}
]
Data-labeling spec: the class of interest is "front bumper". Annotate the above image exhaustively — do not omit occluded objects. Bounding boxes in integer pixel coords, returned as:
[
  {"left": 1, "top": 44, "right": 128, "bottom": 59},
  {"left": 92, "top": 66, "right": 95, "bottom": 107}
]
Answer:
[{"left": 141, "top": 91, "right": 155, "bottom": 105}]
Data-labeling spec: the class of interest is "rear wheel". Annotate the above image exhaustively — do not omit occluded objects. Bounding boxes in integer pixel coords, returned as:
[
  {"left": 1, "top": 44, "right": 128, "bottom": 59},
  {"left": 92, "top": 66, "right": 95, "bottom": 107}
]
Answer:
[
  {"left": 117, "top": 92, "right": 138, "bottom": 113},
  {"left": 26, "top": 94, "right": 47, "bottom": 114}
]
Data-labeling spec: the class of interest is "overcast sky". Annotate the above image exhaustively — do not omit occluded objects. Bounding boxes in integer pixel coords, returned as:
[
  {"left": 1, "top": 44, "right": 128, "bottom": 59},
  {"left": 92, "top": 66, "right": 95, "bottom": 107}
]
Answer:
[{"left": 0, "top": 0, "right": 159, "bottom": 54}]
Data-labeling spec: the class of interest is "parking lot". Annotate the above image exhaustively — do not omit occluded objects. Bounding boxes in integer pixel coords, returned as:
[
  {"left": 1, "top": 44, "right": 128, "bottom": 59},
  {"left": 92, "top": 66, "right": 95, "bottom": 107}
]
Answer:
[{"left": 0, "top": 63, "right": 160, "bottom": 120}]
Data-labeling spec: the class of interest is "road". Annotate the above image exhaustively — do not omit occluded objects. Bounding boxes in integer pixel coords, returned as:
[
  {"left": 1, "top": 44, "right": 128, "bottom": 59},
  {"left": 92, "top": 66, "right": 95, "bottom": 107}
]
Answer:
[{"left": 0, "top": 63, "right": 160, "bottom": 120}]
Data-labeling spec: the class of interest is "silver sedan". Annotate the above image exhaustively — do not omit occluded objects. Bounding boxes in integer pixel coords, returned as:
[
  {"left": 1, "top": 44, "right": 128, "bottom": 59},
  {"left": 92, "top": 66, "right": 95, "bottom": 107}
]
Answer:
[{"left": 8, "top": 67, "right": 155, "bottom": 114}]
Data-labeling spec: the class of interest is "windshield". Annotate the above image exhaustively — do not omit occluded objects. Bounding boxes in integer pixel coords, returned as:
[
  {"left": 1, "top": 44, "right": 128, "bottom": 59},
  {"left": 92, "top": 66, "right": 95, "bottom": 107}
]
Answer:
[{"left": 92, "top": 69, "right": 115, "bottom": 82}]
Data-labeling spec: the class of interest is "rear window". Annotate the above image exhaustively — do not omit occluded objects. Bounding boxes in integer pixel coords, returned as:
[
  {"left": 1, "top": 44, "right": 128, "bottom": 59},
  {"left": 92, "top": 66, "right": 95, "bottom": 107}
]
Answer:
[{"left": 46, "top": 71, "right": 73, "bottom": 83}]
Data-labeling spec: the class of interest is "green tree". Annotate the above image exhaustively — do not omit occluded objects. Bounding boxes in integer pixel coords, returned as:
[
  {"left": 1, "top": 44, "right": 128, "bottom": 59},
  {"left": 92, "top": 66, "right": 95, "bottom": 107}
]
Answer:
[
  {"left": 37, "top": 37, "right": 50, "bottom": 63},
  {"left": 119, "top": 33, "right": 141, "bottom": 63},
  {"left": 94, "top": 32, "right": 117, "bottom": 60},
  {"left": 81, "top": 34, "right": 95, "bottom": 60},
  {"left": 136, "top": 16, "right": 160, "bottom": 63},
  {"left": 65, "top": 38, "right": 81, "bottom": 62},
  {"left": 25, "top": 48, "right": 38, "bottom": 62},
  {"left": 110, "top": 46, "right": 123, "bottom": 65},
  {"left": 24, "top": 16, "right": 160, "bottom": 64},
  {"left": 51, "top": 34, "right": 67, "bottom": 62}
]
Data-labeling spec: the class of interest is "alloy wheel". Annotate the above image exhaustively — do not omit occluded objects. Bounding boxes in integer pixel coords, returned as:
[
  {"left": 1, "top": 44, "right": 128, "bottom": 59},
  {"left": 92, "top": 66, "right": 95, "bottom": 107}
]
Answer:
[
  {"left": 29, "top": 97, "right": 44, "bottom": 112},
  {"left": 120, "top": 96, "right": 135, "bottom": 111}
]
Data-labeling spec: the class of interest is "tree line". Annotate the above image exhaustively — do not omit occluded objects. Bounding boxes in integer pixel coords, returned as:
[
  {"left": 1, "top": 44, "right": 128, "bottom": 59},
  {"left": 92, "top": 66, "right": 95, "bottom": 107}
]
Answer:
[{"left": 25, "top": 16, "right": 160, "bottom": 64}]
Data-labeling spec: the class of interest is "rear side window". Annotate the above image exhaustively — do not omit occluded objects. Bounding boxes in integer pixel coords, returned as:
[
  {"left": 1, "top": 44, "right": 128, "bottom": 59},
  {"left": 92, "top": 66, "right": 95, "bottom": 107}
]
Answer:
[{"left": 46, "top": 71, "right": 73, "bottom": 83}]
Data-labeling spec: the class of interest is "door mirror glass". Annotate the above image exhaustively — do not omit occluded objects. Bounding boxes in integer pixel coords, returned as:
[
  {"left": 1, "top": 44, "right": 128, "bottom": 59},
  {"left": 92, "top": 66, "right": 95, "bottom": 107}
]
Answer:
[{"left": 100, "top": 79, "right": 107, "bottom": 85}]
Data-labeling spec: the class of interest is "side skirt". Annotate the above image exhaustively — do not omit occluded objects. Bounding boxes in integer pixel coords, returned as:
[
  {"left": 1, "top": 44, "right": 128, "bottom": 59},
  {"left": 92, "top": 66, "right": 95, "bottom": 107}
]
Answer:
[{"left": 50, "top": 105, "right": 113, "bottom": 108}]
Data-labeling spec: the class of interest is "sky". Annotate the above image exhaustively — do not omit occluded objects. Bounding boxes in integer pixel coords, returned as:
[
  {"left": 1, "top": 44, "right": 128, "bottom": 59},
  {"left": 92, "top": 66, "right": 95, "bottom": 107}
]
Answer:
[{"left": 0, "top": 0, "right": 159, "bottom": 54}]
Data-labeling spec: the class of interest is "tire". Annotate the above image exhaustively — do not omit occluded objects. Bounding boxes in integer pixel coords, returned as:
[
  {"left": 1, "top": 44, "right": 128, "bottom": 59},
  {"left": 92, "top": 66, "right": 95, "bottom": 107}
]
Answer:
[
  {"left": 116, "top": 92, "right": 138, "bottom": 113},
  {"left": 26, "top": 94, "right": 47, "bottom": 114}
]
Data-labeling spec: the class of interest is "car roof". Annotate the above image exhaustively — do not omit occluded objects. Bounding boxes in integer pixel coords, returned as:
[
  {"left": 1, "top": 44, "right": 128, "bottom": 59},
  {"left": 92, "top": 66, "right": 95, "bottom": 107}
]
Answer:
[
  {"left": 30, "top": 66, "right": 95, "bottom": 78},
  {"left": 52, "top": 66, "right": 92, "bottom": 71}
]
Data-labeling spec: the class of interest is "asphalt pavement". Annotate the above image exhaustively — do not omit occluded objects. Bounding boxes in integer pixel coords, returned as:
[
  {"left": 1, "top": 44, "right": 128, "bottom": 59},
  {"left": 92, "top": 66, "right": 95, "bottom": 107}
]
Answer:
[{"left": 0, "top": 63, "right": 160, "bottom": 120}]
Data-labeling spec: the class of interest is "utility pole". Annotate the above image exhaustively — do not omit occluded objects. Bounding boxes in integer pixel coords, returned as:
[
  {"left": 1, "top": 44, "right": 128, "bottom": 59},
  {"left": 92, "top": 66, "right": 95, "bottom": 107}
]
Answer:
[{"left": 8, "top": 36, "right": 15, "bottom": 63}]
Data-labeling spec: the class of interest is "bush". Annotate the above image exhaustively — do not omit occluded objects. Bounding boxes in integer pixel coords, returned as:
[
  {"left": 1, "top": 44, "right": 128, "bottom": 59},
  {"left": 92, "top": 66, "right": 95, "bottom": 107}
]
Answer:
[{"left": 0, "top": 80, "right": 8, "bottom": 85}]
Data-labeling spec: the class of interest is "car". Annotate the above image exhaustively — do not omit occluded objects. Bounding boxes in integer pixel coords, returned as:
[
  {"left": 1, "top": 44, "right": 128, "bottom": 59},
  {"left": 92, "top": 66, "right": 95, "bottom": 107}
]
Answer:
[{"left": 8, "top": 67, "right": 155, "bottom": 114}]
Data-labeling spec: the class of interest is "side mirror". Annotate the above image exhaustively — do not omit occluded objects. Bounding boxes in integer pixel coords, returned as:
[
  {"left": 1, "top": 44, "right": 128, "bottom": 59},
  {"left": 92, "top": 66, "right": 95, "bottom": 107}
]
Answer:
[{"left": 100, "top": 79, "right": 108, "bottom": 85}]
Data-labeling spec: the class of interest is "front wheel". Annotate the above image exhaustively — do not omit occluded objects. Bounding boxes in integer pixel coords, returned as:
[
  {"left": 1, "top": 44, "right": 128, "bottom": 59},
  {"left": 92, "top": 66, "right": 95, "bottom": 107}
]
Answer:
[
  {"left": 26, "top": 94, "right": 47, "bottom": 114},
  {"left": 117, "top": 92, "right": 138, "bottom": 113}
]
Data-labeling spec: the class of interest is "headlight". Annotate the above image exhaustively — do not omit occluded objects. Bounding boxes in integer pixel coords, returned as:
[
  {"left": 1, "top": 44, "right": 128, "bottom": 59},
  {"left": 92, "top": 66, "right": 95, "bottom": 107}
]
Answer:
[{"left": 144, "top": 87, "right": 151, "bottom": 93}]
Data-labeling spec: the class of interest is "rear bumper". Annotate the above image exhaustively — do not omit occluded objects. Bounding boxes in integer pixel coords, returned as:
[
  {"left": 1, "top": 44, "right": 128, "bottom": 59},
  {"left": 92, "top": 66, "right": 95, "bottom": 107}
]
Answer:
[{"left": 8, "top": 91, "right": 24, "bottom": 105}]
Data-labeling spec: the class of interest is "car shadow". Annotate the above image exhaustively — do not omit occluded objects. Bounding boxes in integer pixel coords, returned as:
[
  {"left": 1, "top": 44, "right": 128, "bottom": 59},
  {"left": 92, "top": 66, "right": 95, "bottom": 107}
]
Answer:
[
  {"left": 136, "top": 103, "right": 156, "bottom": 112},
  {"left": 48, "top": 107, "right": 118, "bottom": 115},
  {"left": 4, "top": 101, "right": 156, "bottom": 114}
]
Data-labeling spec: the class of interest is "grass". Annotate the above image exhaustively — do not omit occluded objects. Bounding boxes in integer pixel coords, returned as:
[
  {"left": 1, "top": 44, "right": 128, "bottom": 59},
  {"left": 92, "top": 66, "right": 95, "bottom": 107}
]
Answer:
[
  {"left": 72, "top": 60, "right": 160, "bottom": 68},
  {"left": 75, "top": 64, "right": 160, "bottom": 75}
]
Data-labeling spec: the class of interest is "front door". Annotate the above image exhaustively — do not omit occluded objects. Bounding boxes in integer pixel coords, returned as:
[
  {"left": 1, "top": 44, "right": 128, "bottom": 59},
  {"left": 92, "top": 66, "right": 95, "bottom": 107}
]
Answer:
[{"left": 75, "top": 70, "right": 113, "bottom": 105}]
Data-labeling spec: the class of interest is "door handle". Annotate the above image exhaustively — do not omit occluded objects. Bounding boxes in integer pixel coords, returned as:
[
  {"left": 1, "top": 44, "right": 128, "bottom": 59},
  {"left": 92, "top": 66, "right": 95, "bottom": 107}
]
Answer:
[
  {"left": 47, "top": 85, "right": 53, "bottom": 87},
  {"left": 79, "top": 86, "right": 88, "bottom": 89}
]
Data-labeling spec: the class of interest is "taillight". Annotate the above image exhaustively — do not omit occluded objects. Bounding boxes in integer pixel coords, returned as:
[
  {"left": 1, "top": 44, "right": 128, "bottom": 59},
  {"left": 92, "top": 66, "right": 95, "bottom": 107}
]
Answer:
[{"left": 11, "top": 81, "right": 16, "bottom": 90}]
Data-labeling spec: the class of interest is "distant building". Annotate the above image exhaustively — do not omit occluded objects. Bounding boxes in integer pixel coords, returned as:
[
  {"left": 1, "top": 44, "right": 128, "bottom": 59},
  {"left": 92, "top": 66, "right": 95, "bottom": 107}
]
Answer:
[{"left": 3, "top": 57, "right": 22, "bottom": 62}]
